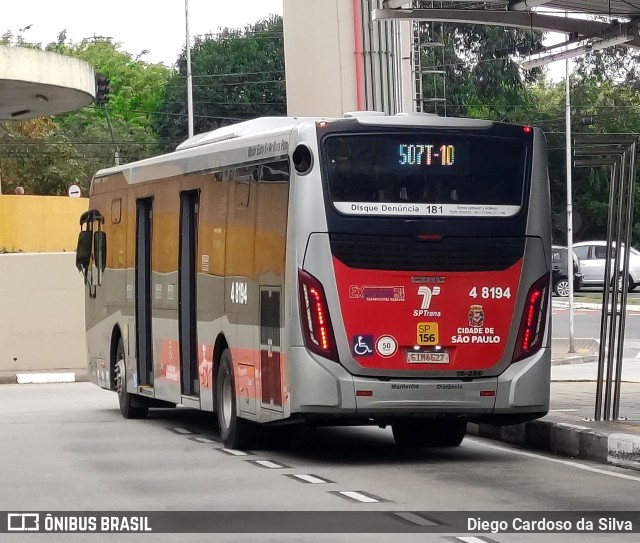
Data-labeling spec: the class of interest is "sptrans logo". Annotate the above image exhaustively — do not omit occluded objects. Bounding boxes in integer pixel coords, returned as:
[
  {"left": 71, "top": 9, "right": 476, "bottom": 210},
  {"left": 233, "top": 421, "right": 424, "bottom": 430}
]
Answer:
[{"left": 414, "top": 286, "right": 441, "bottom": 317}]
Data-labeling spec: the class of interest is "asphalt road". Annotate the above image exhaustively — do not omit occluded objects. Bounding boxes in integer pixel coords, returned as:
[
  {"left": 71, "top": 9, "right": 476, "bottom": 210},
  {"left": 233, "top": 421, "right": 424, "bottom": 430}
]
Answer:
[
  {"left": 2, "top": 383, "right": 640, "bottom": 542},
  {"left": 553, "top": 288, "right": 640, "bottom": 345},
  {"left": 552, "top": 308, "right": 640, "bottom": 343}
]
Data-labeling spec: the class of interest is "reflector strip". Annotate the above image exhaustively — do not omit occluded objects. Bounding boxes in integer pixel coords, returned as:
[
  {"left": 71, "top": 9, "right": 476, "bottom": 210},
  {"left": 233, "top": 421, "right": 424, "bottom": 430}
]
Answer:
[
  {"left": 356, "top": 390, "right": 374, "bottom": 397},
  {"left": 480, "top": 390, "right": 496, "bottom": 397}
]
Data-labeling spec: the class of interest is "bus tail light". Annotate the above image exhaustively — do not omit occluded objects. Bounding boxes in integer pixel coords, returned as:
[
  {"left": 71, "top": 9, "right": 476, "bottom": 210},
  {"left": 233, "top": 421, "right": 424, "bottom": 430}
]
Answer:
[
  {"left": 512, "top": 273, "right": 550, "bottom": 363},
  {"left": 298, "top": 269, "right": 339, "bottom": 362}
]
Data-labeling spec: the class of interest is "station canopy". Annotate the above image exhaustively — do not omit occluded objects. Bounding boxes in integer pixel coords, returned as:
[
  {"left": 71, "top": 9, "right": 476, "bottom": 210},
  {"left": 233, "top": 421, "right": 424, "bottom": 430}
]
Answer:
[{"left": 375, "top": 1, "right": 640, "bottom": 50}]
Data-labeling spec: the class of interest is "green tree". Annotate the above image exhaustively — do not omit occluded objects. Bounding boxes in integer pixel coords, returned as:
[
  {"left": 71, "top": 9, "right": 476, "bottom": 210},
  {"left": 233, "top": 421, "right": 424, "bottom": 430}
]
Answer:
[
  {"left": 418, "top": 23, "right": 544, "bottom": 121},
  {"left": 532, "top": 47, "right": 640, "bottom": 246},
  {"left": 152, "top": 15, "right": 286, "bottom": 149}
]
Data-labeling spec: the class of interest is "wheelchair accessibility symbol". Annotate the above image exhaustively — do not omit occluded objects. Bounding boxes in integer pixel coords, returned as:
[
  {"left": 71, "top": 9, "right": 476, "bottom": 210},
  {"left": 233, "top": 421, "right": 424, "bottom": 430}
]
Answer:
[{"left": 352, "top": 335, "right": 375, "bottom": 357}]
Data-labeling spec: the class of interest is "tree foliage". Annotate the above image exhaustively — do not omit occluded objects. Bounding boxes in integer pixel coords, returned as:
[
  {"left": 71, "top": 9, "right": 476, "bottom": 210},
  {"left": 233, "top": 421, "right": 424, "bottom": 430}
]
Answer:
[
  {"left": 531, "top": 47, "right": 640, "bottom": 246},
  {"left": 419, "top": 23, "right": 543, "bottom": 121},
  {"left": 152, "top": 15, "right": 286, "bottom": 149}
]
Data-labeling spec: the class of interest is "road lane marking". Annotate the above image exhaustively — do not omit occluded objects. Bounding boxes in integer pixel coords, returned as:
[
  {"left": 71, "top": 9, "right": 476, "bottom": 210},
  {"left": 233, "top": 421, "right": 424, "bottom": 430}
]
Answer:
[
  {"left": 171, "top": 427, "right": 197, "bottom": 435},
  {"left": 393, "top": 512, "right": 440, "bottom": 526},
  {"left": 636, "top": 351, "right": 640, "bottom": 359},
  {"left": 469, "top": 437, "right": 640, "bottom": 483},
  {"left": 220, "top": 448, "right": 249, "bottom": 456},
  {"left": 454, "top": 537, "right": 499, "bottom": 543},
  {"left": 288, "top": 474, "right": 332, "bottom": 484},
  {"left": 251, "top": 460, "right": 289, "bottom": 469},
  {"left": 191, "top": 437, "right": 217, "bottom": 444},
  {"left": 335, "top": 491, "right": 380, "bottom": 503}
]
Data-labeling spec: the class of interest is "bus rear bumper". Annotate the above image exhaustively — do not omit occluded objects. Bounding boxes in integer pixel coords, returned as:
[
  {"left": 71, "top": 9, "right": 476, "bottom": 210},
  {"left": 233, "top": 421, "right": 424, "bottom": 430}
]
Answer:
[{"left": 289, "top": 347, "right": 550, "bottom": 421}]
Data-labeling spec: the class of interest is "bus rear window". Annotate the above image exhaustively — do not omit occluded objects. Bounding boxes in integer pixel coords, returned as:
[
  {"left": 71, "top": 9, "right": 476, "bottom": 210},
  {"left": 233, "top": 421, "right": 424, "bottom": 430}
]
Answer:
[{"left": 323, "top": 133, "right": 528, "bottom": 218}]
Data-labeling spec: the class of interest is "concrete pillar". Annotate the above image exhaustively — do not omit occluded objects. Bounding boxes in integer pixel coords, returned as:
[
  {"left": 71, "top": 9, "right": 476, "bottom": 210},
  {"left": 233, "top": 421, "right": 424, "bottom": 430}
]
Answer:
[{"left": 283, "top": 0, "right": 359, "bottom": 117}]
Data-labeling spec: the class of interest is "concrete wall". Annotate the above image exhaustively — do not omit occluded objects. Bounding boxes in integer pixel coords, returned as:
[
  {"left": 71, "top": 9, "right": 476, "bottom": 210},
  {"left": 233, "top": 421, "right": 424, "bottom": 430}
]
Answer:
[
  {"left": 0, "top": 195, "right": 88, "bottom": 252},
  {"left": 0, "top": 253, "right": 86, "bottom": 374}
]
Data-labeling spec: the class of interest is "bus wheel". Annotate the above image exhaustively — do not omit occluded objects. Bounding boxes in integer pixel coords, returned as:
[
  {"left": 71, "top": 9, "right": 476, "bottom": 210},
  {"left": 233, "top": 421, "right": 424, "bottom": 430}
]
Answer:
[
  {"left": 115, "top": 338, "right": 148, "bottom": 420},
  {"left": 216, "top": 349, "right": 257, "bottom": 449},
  {"left": 392, "top": 420, "right": 467, "bottom": 448}
]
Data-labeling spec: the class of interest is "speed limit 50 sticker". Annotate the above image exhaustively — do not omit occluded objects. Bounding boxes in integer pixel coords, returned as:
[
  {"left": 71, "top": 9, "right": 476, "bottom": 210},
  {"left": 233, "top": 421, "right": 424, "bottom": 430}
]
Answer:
[{"left": 417, "top": 322, "right": 439, "bottom": 346}]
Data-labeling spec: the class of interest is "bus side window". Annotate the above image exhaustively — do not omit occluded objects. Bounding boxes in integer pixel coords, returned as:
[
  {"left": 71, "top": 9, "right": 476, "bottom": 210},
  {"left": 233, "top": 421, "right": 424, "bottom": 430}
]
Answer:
[
  {"left": 260, "top": 159, "right": 290, "bottom": 183},
  {"left": 232, "top": 165, "right": 258, "bottom": 208}
]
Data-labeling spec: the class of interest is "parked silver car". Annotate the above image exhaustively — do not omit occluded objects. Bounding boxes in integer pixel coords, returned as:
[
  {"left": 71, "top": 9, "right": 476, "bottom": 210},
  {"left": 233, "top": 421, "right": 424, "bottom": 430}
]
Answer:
[
  {"left": 573, "top": 241, "right": 640, "bottom": 292},
  {"left": 552, "top": 245, "right": 583, "bottom": 297}
]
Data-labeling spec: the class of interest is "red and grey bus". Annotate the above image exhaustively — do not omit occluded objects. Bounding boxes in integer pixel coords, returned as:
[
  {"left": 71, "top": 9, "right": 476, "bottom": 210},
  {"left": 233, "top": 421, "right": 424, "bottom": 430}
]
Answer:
[{"left": 77, "top": 112, "right": 551, "bottom": 449}]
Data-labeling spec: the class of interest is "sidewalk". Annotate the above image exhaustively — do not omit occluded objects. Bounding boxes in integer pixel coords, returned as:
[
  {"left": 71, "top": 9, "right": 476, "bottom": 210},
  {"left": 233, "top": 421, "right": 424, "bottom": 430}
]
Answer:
[{"left": 469, "top": 380, "right": 640, "bottom": 472}]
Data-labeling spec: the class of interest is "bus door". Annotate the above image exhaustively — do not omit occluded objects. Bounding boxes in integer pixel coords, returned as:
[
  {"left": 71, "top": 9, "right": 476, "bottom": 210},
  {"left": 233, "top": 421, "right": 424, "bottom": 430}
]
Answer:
[
  {"left": 135, "top": 198, "right": 154, "bottom": 387},
  {"left": 179, "top": 190, "right": 200, "bottom": 397}
]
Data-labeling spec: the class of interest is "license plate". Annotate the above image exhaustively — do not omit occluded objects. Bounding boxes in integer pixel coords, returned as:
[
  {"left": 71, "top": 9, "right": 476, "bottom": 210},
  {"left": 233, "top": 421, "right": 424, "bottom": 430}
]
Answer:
[{"left": 406, "top": 351, "right": 450, "bottom": 364}]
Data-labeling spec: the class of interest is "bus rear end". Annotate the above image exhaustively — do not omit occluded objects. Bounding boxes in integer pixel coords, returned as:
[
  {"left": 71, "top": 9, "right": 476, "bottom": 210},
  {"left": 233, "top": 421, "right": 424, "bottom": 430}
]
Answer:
[{"left": 287, "top": 114, "right": 551, "bottom": 443}]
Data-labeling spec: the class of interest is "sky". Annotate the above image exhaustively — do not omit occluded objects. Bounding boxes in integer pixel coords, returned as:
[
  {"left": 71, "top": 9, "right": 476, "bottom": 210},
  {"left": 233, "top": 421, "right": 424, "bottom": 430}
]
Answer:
[{"left": 1, "top": 0, "right": 284, "bottom": 66}]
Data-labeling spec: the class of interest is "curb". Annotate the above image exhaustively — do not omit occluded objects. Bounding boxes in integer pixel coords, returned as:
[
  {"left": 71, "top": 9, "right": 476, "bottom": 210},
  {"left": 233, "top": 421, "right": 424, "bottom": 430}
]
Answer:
[
  {"left": 553, "top": 300, "right": 640, "bottom": 312},
  {"left": 468, "top": 419, "right": 640, "bottom": 472},
  {"left": 0, "top": 371, "right": 90, "bottom": 385},
  {"left": 552, "top": 354, "right": 598, "bottom": 365}
]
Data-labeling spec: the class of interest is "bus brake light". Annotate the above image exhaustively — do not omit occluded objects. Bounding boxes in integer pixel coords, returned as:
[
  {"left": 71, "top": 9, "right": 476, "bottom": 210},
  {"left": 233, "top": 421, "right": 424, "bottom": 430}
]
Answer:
[
  {"left": 298, "top": 269, "right": 338, "bottom": 362},
  {"left": 512, "top": 273, "right": 550, "bottom": 363}
]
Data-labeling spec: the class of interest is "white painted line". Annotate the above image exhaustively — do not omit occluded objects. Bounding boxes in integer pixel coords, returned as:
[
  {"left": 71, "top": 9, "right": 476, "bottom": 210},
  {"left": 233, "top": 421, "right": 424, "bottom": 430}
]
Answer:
[
  {"left": 555, "top": 422, "right": 591, "bottom": 431},
  {"left": 172, "top": 427, "right": 194, "bottom": 435},
  {"left": 549, "top": 409, "right": 579, "bottom": 413},
  {"left": 469, "top": 437, "right": 640, "bottom": 483},
  {"left": 393, "top": 512, "right": 438, "bottom": 526},
  {"left": 456, "top": 538, "right": 491, "bottom": 543},
  {"left": 338, "top": 491, "right": 379, "bottom": 503},
  {"left": 16, "top": 373, "right": 75, "bottom": 384},
  {"left": 291, "top": 474, "right": 329, "bottom": 484},
  {"left": 255, "top": 460, "right": 285, "bottom": 469},
  {"left": 221, "top": 448, "right": 248, "bottom": 456},
  {"left": 192, "top": 437, "right": 217, "bottom": 444},
  {"left": 635, "top": 351, "right": 640, "bottom": 359}
]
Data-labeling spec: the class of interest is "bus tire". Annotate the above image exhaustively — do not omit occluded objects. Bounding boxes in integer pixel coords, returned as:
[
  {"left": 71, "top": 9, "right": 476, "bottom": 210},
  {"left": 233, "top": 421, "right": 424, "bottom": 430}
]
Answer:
[
  {"left": 216, "top": 349, "right": 257, "bottom": 449},
  {"left": 115, "top": 338, "right": 148, "bottom": 420},
  {"left": 392, "top": 420, "right": 467, "bottom": 448}
]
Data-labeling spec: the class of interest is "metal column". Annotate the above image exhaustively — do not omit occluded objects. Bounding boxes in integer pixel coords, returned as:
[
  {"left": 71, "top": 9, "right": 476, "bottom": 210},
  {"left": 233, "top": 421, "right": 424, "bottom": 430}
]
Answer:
[{"left": 573, "top": 136, "right": 639, "bottom": 421}]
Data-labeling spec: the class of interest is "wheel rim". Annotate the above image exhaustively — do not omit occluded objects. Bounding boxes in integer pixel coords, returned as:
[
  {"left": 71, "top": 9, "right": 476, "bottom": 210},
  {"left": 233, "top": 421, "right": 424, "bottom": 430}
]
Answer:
[
  {"left": 221, "top": 370, "right": 233, "bottom": 431},
  {"left": 115, "top": 360, "right": 125, "bottom": 397},
  {"left": 556, "top": 281, "right": 570, "bottom": 297}
]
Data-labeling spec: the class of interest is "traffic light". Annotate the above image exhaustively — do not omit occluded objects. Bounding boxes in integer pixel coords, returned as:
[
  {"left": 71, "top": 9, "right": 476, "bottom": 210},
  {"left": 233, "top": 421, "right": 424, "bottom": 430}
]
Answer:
[{"left": 95, "top": 73, "right": 110, "bottom": 106}]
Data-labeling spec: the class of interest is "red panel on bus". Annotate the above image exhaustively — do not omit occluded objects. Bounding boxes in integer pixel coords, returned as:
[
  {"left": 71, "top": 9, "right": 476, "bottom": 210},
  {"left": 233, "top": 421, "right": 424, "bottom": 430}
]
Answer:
[{"left": 332, "top": 257, "right": 523, "bottom": 372}]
